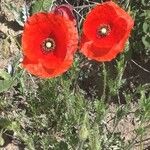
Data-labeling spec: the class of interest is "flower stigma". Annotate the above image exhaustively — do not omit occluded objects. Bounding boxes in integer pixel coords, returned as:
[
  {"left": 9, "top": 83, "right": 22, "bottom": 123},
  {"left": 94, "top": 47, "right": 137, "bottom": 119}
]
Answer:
[
  {"left": 42, "top": 38, "right": 55, "bottom": 53},
  {"left": 97, "top": 25, "right": 111, "bottom": 37}
]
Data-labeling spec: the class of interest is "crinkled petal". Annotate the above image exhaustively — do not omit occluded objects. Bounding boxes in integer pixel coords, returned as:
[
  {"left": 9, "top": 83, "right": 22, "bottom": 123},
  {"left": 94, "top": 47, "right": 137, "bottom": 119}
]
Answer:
[
  {"left": 83, "top": 2, "right": 118, "bottom": 42},
  {"left": 22, "top": 57, "right": 55, "bottom": 78},
  {"left": 22, "top": 56, "right": 74, "bottom": 78},
  {"left": 22, "top": 12, "right": 78, "bottom": 78},
  {"left": 80, "top": 34, "right": 130, "bottom": 62},
  {"left": 80, "top": 1, "right": 134, "bottom": 62}
]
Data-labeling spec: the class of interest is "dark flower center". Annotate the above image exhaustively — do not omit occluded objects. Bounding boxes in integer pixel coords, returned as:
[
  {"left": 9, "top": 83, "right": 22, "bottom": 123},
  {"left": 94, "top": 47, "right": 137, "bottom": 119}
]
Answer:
[
  {"left": 42, "top": 38, "right": 55, "bottom": 53},
  {"left": 97, "top": 25, "right": 111, "bottom": 37}
]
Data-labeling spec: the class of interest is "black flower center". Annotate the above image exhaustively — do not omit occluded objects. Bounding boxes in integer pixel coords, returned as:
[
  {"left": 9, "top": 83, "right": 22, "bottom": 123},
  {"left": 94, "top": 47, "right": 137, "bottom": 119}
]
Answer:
[
  {"left": 42, "top": 38, "right": 55, "bottom": 53},
  {"left": 97, "top": 25, "right": 111, "bottom": 37}
]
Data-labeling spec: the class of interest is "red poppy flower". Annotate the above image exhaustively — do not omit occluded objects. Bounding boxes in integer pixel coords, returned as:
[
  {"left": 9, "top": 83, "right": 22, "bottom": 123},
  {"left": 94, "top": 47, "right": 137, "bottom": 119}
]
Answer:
[
  {"left": 80, "top": 1, "right": 134, "bottom": 61},
  {"left": 22, "top": 12, "right": 78, "bottom": 78}
]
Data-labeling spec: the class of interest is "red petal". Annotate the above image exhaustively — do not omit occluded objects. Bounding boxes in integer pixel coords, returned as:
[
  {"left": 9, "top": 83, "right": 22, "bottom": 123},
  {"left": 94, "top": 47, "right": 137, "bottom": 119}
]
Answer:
[
  {"left": 80, "top": 1, "right": 134, "bottom": 62},
  {"left": 83, "top": 2, "right": 118, "bottom": 42},
  {"left": 22, "top": 12, "right": 78, "bottom": 78},
  {"left": 22, "top": 57, "right": 55, "bottom": 78},
  {"left": 80, "top": 34, "right": 129, "bottom": 62},
  {"left": 22, "top": 55, "right": 74, "bottom": 78}
]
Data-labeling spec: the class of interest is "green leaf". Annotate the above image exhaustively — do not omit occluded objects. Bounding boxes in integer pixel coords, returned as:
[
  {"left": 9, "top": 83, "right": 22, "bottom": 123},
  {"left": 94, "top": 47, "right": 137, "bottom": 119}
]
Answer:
[
  {"left": 141, "top": 0, "right": 150, "bottom": 6},
  {"left": 0, "top": 70, "right": 11, "bottom": 80},
  {"left": 0, "top": 70, "right": 14, "bottom": 93},
  {"left": 42, "top": 0, "right": 53, "bottom": 11},
  {"left": 32, "top": 0, "right": 53, "bottom": 14},
  {"left": 0, "top": 80, "right": 13, "bottom": 93},
  {"left": 32, "top": 0, "right": 43, "bottom": 13},
  {"left": 145, "top": 10, "right": 150, "bottom": 18},
  {"left": 142, "top": 35, "right": 150, "bottom": 48},
  {"left": 143, "top": 22, "right": 149, "bottom": 33}
]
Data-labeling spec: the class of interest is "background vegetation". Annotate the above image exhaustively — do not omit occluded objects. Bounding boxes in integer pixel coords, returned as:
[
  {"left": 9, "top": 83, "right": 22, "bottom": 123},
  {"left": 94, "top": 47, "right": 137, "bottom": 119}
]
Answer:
[{"left": 0, "top": 0, "right": 150, "bottom": 149}]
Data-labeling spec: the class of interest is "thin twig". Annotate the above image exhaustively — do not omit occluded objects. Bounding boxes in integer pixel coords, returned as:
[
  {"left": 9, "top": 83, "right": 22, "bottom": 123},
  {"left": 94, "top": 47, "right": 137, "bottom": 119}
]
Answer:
[
  {"left": 131, "top": 60, "right": 150, "bottom": 73},
  {"left": 74, "top": 4, "right": 95, "bottom": 9}
]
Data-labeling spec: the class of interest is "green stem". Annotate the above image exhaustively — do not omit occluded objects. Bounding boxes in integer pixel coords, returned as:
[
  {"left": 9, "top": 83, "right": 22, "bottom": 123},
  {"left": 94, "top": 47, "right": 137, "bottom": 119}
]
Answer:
[{"left": 101, "top": 63, "right": 107, "bottom": 101}]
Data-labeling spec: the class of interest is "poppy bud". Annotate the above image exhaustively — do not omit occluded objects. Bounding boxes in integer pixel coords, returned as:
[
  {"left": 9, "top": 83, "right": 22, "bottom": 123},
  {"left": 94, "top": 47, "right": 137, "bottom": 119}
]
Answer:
[{"left": 53, "top": 4, "right": 76, "bottom": 23}]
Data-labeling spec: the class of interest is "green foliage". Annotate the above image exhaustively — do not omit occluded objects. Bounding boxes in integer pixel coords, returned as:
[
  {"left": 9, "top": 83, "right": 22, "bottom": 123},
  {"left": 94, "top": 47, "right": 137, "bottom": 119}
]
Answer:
[
  {"left": 130, "top": 0, "right": 150, "bottom": 59},
  {"left": 0, "top": 70, "right": 14, "bottom": 93},
  {"left": 0, "top": 0, "right": 150, "bottom": 149},
  {"left": 0, "top": 66, "right": 24, "bottom": 93},
  {"left": 135, "top": 84, "right": 150, "bottom": 122},
  {"left": 0, "top": 118, "right": 11, "bottom": 129},
  {"left": 89, "top": 124, "right": 101, "bottom": 150},
  {"left": 0, "top": 130, "right": 5, "bottom": 146},
  {"left": 79, "top": 113, "right": 89, "bottom": 141},
  {"left": 142, "top": 10, "right": 150, "bottom": 49},
  {"left": 31, "top": 0, "right": 54, "bottom": 14},
  {"left": 141, "top": 0, "right": 150, "bottom": 6}
]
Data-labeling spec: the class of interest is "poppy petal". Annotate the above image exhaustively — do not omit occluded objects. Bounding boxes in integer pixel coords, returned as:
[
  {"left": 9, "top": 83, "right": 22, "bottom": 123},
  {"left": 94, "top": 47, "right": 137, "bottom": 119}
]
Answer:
[
  {"left": 22, "top": 57, "right": 55, "bottom": 78},
  {"left": 80, "top": 1, "right": 134, "bottom": 62},
  {"left": 83, "top": 2, "right": 118, "bottom": 42},
  {"left": 22, "top": 12, "right": 78, "bottom": 78}
]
